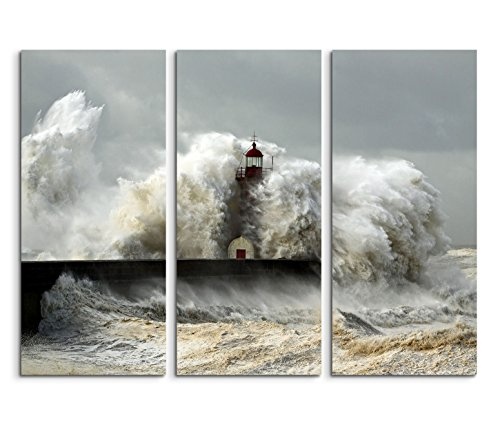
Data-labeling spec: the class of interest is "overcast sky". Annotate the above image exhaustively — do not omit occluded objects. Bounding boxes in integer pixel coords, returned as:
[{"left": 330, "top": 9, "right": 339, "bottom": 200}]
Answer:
[
  {"left": 333, "top": 51, "right": 476, "bottom": 246},
  {"left": 21, "top": 50, "right": 165, "bottom": 184},
  {"left": 177, "top": 50, "right": 321, "bottom": 163}
]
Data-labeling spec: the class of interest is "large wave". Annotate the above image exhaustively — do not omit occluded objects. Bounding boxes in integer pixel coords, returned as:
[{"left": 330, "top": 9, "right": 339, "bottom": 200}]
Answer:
[
  {"left": 21, "top": 91, "right": 165, "bottom": 260},
  {"left": 39, "top": 273, "right": 165, "bottom": 336},
  {"left": 177, "top": 132, "right": 321, "bottom": 259},
  {"left": 332, "top": 156, "right": 450, "bottom": 291}
]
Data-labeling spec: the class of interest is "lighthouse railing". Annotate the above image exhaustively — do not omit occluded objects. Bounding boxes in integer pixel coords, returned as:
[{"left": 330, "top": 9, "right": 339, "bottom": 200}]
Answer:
[
  {"left": 235, "top": 167, "right": 245, "bottom": 180},
  {"left": 235, "top": 166, "right": 273, "bottom": 180},
  {"left": 235, "top": 167, "right": 273, "bottom": 180}
]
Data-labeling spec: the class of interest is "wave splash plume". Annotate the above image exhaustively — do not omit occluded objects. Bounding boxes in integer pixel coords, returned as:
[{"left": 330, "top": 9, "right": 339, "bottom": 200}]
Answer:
[
  {"left": 177, "top": 132, "right": 321, "bottom": 260},
  {"left": 21, "top": 91, "right": 165, "bottom": 260}
]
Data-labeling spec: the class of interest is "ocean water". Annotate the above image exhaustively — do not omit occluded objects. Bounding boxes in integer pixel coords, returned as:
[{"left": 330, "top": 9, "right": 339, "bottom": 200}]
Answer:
[
  {"left": 21, "top": 93, "right": 473, "bottom": 376},
  {"left": 332, "top": 249, "right": 476, "bottom": 375},
  {"left": 331, "top": 157, "right": 476, "bottom": 375},
  {"left": 22, "top": 274, "right": 166, "bottom": 375},
  {"left": 177, "top": 276, "right": 321, "bottom": 375}
]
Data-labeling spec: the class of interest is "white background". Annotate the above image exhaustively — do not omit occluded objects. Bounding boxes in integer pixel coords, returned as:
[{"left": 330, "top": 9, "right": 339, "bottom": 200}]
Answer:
[{"left": 1, "top": 1, "right": 499, "bottom": 424}]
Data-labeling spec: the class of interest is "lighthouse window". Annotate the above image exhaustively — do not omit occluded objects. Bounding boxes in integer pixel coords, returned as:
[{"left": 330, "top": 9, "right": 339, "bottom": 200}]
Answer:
[{"left": 247, "top": 157, "right": 262, "bottom": 167}]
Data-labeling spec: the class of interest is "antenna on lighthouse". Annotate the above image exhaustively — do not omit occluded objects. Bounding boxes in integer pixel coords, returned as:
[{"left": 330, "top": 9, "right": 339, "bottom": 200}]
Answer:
[{"left": 251, "top": 131, "right": 258, "bottom": 148}]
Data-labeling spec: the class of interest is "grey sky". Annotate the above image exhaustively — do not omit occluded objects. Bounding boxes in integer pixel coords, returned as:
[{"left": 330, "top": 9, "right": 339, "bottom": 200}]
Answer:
[
  {"left": 21, "top": 51, "right": 165, "bottom": 184},
  {"left": 332, "top": 51, "right": 476, "bottom": 246},
  {"left": 177, "top": 50, "right": 321, "bottom": 163}
]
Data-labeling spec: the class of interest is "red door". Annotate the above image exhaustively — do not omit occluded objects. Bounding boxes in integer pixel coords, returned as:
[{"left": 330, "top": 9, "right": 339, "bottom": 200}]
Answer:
[{"left": 236, "top": 249, "right": 246, "bottom": 259}]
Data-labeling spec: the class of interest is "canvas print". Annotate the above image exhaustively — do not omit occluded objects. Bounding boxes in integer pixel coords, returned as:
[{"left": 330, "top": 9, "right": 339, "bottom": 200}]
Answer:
[
  {"left": 331, "top": 51, "right": 476, "bottom": 375},
  {"left": 21, "top": 51, "right": 166, "bottom": 375},
  {"left": 176, "top": 51, "right": 321, "bottom": 375}
]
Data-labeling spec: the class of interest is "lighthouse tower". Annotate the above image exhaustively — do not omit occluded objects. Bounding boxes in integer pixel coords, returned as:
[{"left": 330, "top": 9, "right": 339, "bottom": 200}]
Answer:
[{"left": 228, "top": 133, "right": 272, "bottom": 260}]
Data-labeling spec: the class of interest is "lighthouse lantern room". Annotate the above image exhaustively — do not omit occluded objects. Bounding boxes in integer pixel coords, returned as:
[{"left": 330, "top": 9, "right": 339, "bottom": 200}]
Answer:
[{"left": 235, "top": 132, "right": 266, "bottom": 181}]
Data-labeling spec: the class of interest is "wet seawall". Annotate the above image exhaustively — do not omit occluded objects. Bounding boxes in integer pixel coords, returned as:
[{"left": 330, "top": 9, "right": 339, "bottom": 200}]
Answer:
[
  {"left": 177, "top": 259, "right": 320, "bottom": 280},
  {"left": 22, "top": 259, "right": 319, "bottom": 332}
]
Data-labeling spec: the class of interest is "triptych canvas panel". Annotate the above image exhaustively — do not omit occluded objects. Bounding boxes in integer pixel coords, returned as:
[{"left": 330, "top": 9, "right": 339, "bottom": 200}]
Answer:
[
  {"left": 20, "top": 50, "right": 476, "bottom": 376},
  {"left": 20, "top": 51, "right": 166, "bottom": 375},
  {"left": 176, "top": 51, "right": 322, "bottom": 375},
  {"left": 331, "top": 51, "right": 477, "bottom": 375}
]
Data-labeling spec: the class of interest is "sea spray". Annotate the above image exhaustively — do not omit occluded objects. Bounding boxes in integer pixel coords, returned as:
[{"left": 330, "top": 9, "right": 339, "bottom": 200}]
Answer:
[
  {"left": 177, "top": 132, "right": 321, "bottom": 259},
  {"left": 22, "top": 91, "right": 103, "bottom": 213},
  {"left": 177, "top": 275, "right": 320, "bottom": 324},
  {"left": 108, "top": 168, "right": 166, "bottom": 259},
  {"left": 332, "top": 156, "right": 450, "bottom": 290},
  {"left": 21, "top": 91, "right": 165, "bottom": 260},
  {"left": 330, "top": 157, "right": 477, "bottom": 327}
]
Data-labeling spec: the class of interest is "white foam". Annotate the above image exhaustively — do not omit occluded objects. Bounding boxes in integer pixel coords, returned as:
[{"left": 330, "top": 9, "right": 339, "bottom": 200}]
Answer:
[{"left": 21, "top": 91, "right": 165, "bottom": 260}]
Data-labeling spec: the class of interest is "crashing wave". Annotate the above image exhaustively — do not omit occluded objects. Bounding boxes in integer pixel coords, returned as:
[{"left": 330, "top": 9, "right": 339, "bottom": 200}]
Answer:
[
  {"left": 177, "top": 132, "right": 321, "bottom": 259},
  {"left": 21, "top": 91, "right": 165, "bottom": 260}
]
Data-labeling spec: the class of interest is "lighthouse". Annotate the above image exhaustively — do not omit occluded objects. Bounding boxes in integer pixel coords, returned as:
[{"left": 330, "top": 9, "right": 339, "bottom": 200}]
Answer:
[
  {"left": 235, "top": 132, "right": 269, "bottom": 181},
  {"left": 228, "top": 133, "right": 272, "bottom": 260}
]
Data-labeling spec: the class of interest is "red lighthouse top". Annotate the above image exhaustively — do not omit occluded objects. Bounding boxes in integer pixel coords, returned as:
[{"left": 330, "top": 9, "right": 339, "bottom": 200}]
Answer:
[
  {"left": 246, "top": 138, "right": 263, "bottom": 158},
  {"left": 235, "top": 132, "right": 269, "bottom": 181}
]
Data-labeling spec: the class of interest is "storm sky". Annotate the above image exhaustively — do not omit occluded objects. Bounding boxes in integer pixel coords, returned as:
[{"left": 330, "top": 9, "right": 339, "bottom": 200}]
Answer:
[
  {"left": 332, "top": 51, "right": 476, "bottom": 246},
  {"left": 21, "top": 51, "right": 166, "bottom": 184},
  {"left": 176, "top": 50, "right": 321, "bottom": 163}
]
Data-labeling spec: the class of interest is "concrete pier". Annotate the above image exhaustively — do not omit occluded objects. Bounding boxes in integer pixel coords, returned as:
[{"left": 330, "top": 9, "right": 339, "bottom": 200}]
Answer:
[
  {"left": 177, "top": 259, "right": 320, "bottom": 280},
  {"left": 21, "top": 259, "right": 320, "bottom": 332}
]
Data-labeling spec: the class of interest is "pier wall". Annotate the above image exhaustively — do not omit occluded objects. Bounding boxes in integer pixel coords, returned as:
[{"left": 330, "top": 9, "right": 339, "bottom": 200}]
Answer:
[
  {"left": 21, "top": 259, "right": 320, "bottom": 332},
  {"left": 177, "top": 259, "right": 320, "bottom": 279},
  {"left": 21, "top": 260, "right": 165, "bottom": 332}
]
